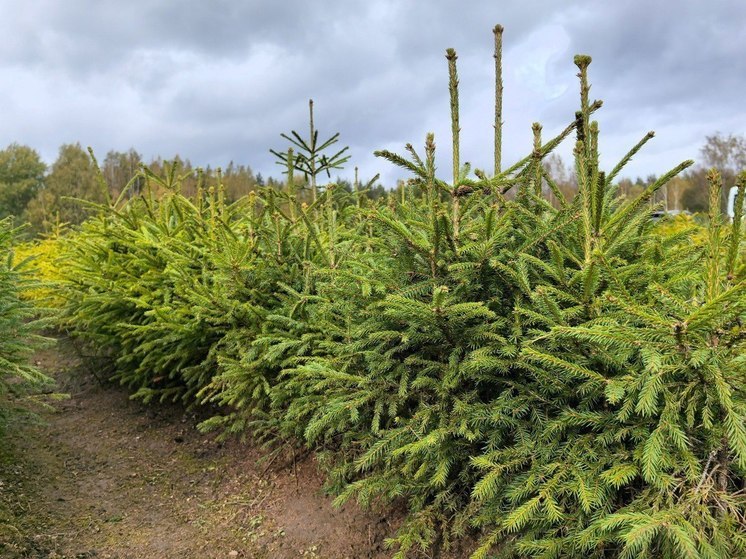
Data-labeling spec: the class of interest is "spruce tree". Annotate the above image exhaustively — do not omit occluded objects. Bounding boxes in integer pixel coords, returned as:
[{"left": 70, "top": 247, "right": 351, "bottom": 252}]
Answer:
[{"left": 0, "top": 219, "right": 51, "bottom": 433}]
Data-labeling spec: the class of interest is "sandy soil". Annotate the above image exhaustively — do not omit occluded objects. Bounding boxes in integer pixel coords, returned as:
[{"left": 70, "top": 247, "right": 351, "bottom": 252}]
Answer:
[{"left": 0, "top": 339, "right": 400, "bottom": 559}]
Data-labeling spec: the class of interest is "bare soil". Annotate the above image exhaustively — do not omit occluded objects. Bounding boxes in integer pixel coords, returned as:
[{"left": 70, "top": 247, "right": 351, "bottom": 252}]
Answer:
[{"left": 0, "top": 339, "right": 402, "bottom": 559}]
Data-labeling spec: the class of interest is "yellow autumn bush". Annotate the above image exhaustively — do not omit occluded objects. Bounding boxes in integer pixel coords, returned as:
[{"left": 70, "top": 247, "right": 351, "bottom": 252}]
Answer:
[
  {"left": 654, "top": 212, "right": 707, "bottom": 245},
  {"left": 12, "top": 236, "right": 67, "bottom": 308}
]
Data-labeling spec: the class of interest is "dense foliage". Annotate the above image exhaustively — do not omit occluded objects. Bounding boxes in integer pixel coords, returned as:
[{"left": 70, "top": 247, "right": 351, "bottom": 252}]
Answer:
[
  {"left": 50, "top": 40, "right": 746, "bottom": 559},
  {"left": 0, "top": 219, "right": 51, "bottom": 434},
  {"left": 0, "top": 144, "right": 46, "bottom": 222}
]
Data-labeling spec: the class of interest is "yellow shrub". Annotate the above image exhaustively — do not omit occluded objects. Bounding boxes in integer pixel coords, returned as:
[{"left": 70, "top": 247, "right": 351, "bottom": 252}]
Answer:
[
  {"left": 12, "top": 237, "right": 66, "bottom": 308},
  {"left": 654, "top": 213, "right": 707, "bottom": 246}
]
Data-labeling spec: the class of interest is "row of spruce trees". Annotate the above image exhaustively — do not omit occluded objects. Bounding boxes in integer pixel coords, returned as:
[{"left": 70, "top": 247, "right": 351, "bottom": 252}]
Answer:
[{"left": 50, "top": 28, "right": 746, "bottom": 558}]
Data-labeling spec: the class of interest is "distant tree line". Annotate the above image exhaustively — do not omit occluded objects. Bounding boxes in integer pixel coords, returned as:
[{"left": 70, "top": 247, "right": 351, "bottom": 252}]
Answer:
[
  {"left": 0, "top": 144, "right": 272, "bottom": 235},
  {"left": 0, "top": 132, "right": 742, "bottom": 235},
  {"left": 0, "top": 142, "right": 388, "bottom": 236}
]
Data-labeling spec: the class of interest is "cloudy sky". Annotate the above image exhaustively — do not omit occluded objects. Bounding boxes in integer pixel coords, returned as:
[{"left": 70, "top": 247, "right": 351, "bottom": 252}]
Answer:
[{"left": 0, "top": 1, "right": 744, "bottom": 186}]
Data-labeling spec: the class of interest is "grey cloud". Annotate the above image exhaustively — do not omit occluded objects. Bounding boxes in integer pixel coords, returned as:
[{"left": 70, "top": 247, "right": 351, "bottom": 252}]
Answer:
[
  {"left": 480, "top": 0, "right": 746, "bottom": 180},
  {"left": 0, "top": 0, "right": 743, "bottom": 187}
]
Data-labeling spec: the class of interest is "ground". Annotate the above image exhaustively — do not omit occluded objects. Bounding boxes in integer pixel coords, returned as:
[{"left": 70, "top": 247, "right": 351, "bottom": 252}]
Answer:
[{"left": 0, "top": 339, "right": 402, "bottom": 559}]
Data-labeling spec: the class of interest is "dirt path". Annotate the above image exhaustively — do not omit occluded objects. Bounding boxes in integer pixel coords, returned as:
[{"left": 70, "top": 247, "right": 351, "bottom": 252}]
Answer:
[{"left": 0, "top": 339, "right": 396, "bottom": 559}]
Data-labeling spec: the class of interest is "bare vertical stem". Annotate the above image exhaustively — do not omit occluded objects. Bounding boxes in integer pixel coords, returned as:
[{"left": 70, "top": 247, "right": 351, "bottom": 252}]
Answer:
[
  {"left": 327, "top": 183, "right": 336, "bottom": 268},
  {"left": 217, "top": 167, "right": 225, "bottom": 219},
  {"left": 572, "top": 55, "right": 595, "bottom": 259},
  {"left": 247, "top": 191, "right": 256, "bottom": 243},
  {"left": 286, "top": 148, "right": 296, "bottom": 221},
  {"left": 446, "top": 48, "right": 460, "bottom": 240},
  {"left": 532, "top": 122, "right": 542, "bottom": 197},
  {"left": 196, "top": 169, "right": 204, "bottom": 214},
  {"left": 574, "top": 55, "right": 592, "bottom": 160},
  {"left": 309, "top": 99, "right": 317, "bottom": 203},
  {"left": 706, "top": 169, "right": 723, "bottom": 302},
  {"left": 208, "top": 185, "right": 216, "bottom": 239},
  {"left": 574, "top": 141, "right": 592, "bottom": 262},
  {"left": 588, "top": 121, "right": 601, "bottom": 233},
  {"left": 493, "top": 24, "right": 504, "bottom": 176},
  {"left": 446, "top": 49, "right": 460, "bottom": 186},
  {"left": 425, "top": 133, "right": 438, "bottom": 279}
]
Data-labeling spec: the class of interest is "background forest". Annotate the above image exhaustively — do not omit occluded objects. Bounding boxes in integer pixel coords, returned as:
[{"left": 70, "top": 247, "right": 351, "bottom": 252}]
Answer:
[{"left": 0, "top": 131, "right": 745, "bottom": 235}]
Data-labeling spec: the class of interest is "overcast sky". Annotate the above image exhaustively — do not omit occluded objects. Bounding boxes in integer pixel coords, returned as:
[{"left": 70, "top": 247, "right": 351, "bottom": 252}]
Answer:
[{"left": 0, "top": 0, "right": 744, "bottom": 186}]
